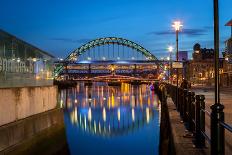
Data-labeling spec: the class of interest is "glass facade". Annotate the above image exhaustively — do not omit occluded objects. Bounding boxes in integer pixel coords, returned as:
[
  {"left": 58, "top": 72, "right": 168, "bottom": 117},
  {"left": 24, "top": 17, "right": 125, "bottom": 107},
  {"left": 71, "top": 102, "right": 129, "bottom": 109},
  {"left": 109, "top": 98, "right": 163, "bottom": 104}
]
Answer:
[{"left": 0, "top": 29, "right": 55, "bottom": 87}]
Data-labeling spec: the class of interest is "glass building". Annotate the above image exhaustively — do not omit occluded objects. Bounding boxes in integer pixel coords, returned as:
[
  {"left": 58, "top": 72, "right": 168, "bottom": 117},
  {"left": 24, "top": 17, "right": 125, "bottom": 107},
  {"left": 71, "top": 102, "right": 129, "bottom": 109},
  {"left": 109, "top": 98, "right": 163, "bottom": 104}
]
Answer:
[{"left": 0, "top": 29, "right": 55, "bottom": 87}]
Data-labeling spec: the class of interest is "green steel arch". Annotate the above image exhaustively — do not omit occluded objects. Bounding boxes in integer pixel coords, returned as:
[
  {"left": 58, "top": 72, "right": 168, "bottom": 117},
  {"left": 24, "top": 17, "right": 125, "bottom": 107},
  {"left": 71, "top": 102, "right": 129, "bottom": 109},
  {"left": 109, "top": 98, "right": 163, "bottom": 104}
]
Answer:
[
  {"left": 54, "top": 37, "right": 161, "bottom": 77},
  {"left": 67, "top": 37, "right": 159, "bottom": 61}
]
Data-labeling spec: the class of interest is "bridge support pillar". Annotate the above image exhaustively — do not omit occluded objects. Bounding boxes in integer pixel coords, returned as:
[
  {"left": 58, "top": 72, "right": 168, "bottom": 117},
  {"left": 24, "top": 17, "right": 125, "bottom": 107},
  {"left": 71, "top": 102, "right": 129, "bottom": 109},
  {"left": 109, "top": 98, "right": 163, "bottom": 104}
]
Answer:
[
  {"left": 65, "top": 63, "right": 68, "bottom": 80},
  {"left": 88, "top": 64, "right": 91, "bottom": 79},
  {"left": 133, "top": 64, "right": 137, "bottom": 76}
]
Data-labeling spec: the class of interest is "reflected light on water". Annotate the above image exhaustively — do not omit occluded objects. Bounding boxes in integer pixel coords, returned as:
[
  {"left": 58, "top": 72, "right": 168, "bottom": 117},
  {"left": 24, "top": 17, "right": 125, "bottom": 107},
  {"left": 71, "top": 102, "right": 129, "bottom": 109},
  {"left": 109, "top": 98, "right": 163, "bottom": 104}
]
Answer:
[
  {"left": 60, "top": 83, "right": 161, "bottom": 136},
  {"left": 132, "top": 108, "right": 135, "bottom": 122},
  {"left": 146, "top": 107, "right": 150, "bottom": 123},
  {"left": 94, "top": 121, "right": 97, "bottom": 133},
  {"left": 117, "top": 108, "right": 120, "bottom": 122},
  {"left": 61, "top": 82, "right": 161, "bottom": 155},
  {"left": 103, "top": 107, "right": 106, "bottom": 122},
  {"left": 88, "top": 107, "right": 92, "bottom": 121},
  {"left": 84, "top": 116, "right": 87, "bottom": 131}
]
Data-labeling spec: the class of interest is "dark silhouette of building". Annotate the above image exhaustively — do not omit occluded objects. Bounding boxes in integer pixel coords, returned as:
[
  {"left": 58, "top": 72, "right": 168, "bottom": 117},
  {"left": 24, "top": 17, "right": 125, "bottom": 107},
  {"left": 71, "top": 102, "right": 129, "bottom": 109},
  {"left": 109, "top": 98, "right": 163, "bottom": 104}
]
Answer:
[{"left": 188, "top": 43, "right": 223, "bottom": 85}]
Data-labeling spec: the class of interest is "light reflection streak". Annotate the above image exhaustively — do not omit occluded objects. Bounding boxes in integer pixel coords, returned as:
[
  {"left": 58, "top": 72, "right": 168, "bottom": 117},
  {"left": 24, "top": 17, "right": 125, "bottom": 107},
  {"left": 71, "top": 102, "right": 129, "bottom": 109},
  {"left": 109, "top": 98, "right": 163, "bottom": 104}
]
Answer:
[
  {"left": 88, "top": 107, "right": 92, "bottom": 121},
  {"left": 146, "top": 107, "right": 150, "bottom": 123},
  {"left": 103, "top": 107, "right": 106, "bottom": 122},
  {"left": 117, "top": 108, "right": 120, "bottom": 122},
  {"left": 61, "top": 83, "right": 160, "bottom": 136},
  {"left": 132, "top": 108, "right": 135, "bottom": 122}
]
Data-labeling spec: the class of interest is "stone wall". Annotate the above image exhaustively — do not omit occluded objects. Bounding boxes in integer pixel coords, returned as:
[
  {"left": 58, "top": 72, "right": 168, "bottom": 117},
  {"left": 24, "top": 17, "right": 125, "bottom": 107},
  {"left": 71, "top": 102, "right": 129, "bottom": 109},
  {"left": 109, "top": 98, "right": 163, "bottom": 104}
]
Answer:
[
  {"left": 0, "top": 86, "right": 57, "bottom": 126},
  {"left": 0, "top": 108, "right": 64, "bottom": 153}
]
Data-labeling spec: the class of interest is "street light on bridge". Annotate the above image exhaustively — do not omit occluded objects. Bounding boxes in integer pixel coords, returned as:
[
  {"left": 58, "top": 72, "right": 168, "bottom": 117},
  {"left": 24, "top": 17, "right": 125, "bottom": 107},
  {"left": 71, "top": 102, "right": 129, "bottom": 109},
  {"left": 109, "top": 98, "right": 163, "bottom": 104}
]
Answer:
[{"left": 172, "top": 20, "right": 183, "bottom": 107}]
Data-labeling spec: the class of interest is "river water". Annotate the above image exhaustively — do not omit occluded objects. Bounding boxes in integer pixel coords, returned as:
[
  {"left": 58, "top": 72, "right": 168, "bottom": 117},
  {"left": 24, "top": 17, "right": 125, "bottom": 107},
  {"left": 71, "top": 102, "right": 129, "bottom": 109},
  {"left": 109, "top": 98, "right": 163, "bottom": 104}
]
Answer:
[{"left": 59, "top": 82, "right": 161, "bottom": 155}]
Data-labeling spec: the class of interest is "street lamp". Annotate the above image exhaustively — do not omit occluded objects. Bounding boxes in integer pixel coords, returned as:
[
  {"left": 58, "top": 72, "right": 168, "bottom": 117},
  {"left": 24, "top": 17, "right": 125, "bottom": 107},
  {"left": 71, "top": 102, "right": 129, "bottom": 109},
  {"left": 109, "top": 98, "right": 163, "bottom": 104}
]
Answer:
[
  {"left": 210, "top": 0, "right": 225, "bottom": 154},
  {"left": 172, "top": 21, "right": 183, "bottom": 106},
  {"left": 168, "top": 45, "right": 174, "bottom": 83}
]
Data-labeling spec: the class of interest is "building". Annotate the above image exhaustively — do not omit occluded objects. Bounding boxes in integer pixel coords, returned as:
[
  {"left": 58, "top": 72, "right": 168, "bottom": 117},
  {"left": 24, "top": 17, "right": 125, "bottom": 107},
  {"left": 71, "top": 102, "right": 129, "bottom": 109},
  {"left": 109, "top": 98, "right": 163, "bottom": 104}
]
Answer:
[
  {"left": 221, "top": 37, "right": 232, "bottom": 86},
  {"left": 0, "top": 29, "right": 55, "bottom": 87},
  {"left": 221, "top": 19, "right": 232, "bottom": 86},
  {"left": 187, "top": 43, "right": 223, "bottom": 85},
  {"left": 178, "top": 51, "right": 188, "bottom": 61}
]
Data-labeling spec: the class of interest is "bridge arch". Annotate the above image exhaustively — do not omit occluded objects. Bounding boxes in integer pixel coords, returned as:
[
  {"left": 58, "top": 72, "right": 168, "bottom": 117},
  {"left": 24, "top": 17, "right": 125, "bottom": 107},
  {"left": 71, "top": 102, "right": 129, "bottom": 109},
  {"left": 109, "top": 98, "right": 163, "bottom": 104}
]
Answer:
[
  {"left": 54, "top": 37, "right": 162, "bottom": 77},
  {"left": 66, "top": 37, "right": 159, "bottom": 61}
]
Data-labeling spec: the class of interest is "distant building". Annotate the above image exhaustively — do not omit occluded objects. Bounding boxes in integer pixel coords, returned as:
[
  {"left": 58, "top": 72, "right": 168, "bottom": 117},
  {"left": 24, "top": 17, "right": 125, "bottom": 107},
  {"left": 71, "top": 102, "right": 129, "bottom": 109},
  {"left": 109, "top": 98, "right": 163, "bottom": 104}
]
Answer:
[
  {"left": 178, "top": 51, "right": 188, "bottom": 61},
  {"left": 0, "top": 29, "right": 55, "bottom": 85},
  {"left": 187, "top": 43, "right": 223, "bottom": 85},
  {"left": 221, "top": 19, "right": 232, "bottom": 86}
]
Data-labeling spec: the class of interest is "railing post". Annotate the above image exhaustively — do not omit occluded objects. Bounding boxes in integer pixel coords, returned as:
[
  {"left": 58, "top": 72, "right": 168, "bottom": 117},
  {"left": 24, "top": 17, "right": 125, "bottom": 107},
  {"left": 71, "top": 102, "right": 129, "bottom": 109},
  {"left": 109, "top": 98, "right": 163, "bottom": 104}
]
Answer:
[
  {"left": 200, "top": 95, "right": 205, "bottom": 147},
  {"left": 179, "top": 88, "right": 183, "bottom": 115},
  {"left": 183, "top": 89, "right": 188, "bottom": 122},
  {"left": 211, "top": 103, "right": 224, "bottom": 155},
  {"left": 176, "top": 86, "right": 179, "bottom": 111},
  {"left": 191, "top": 92, "right": 196, "bottom": 133},
  {"left": 187, "top": 91, "right": 193, "bottom": 131},
  {"left": 195, "top": 95, "right": 205, "bottom": 147}
]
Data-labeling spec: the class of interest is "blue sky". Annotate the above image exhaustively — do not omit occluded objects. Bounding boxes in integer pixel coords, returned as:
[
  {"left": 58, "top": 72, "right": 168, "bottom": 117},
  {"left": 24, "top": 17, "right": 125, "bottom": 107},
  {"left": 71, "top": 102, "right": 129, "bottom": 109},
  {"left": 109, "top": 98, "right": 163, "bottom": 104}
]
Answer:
[{"left": 0, "top": 0, "right": 231, "bottom": 59}]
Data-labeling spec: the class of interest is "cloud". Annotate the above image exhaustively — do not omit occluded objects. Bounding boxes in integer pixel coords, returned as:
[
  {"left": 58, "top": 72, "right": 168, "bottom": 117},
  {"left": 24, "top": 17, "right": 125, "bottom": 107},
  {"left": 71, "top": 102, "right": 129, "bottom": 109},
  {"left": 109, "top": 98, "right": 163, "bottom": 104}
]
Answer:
[
  {"left": 148, "top": 27, "right": 210, "bottom": 37},
  {"left": 50, "top": 38, "right": 91, "bottom": 44}
]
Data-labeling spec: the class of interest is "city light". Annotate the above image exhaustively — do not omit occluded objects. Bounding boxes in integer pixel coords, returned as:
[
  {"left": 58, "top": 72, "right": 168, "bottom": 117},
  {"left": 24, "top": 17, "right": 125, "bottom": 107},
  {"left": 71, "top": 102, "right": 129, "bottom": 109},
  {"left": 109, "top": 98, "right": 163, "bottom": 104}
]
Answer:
[
  {"left": 172, "top": 21, "right": 183, "bottom": 31},
  {"left": 168, "top": 46, "right": 174, "bottom": 52},
  {"left": 32, "top": 58, "right": 37, "bottom": 62}
]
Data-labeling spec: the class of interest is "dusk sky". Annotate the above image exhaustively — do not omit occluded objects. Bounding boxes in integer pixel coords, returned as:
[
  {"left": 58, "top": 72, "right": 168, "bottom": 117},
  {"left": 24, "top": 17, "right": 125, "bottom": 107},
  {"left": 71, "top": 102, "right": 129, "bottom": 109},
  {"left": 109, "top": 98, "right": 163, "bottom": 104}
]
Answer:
[{"left": 0, "top": 0, "right": 231, "bottom": 59}]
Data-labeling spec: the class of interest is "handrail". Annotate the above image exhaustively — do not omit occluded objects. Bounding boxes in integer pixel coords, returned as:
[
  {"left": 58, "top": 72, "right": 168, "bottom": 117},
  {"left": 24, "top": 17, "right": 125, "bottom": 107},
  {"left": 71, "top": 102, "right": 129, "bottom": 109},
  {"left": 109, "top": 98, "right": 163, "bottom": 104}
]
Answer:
[
  {"left": 165, "top": 83, "right": 231, "bottom": 154},
  {"left": 220, "top": 121, "right": 232, "bottom": 133},
  {"left": 201, "top": 109, "right": 211, "bottom": 117},
  {"left": 201, "top": 130, "right": 211, "bottom": 144}
]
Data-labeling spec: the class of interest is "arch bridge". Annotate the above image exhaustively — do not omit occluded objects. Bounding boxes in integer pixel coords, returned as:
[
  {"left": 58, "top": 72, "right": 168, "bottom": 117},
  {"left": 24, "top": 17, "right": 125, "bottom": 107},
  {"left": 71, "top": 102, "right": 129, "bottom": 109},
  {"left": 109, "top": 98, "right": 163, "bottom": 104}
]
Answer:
[{"left": 54, "top": 37, "right": 166, "bottom": 81}]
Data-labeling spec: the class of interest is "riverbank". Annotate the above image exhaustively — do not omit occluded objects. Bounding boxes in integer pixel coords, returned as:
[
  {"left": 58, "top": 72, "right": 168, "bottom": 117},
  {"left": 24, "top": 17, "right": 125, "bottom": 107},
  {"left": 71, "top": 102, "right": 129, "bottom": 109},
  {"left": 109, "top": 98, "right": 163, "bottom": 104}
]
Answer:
[{"left": 0, "top": 108, "right": 68, "bottom": 155}]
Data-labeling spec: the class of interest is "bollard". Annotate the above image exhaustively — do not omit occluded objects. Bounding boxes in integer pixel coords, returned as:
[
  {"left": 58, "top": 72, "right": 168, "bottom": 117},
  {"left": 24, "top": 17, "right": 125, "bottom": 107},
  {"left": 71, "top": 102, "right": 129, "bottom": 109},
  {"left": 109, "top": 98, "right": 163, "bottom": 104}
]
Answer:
[
  {"left": 183, "top": 89, "right": 188, "bottom": 122},
  {"left": 190, "top": 92, "right": 196, "bottom": 133},
  {"left": 180, "top": 88, "right": 184, "bottom": 117},
  {"left": 195, "top": 95, "right": 205, "bottom": 147},
  {"left": 179, "top": 88, "right": 183, "bottom": 113},
  {"left": 187, "top": 91, "right": 193, "bottom": 131},
  {"left": 200, "top": 95, "right": 205, "bottom": 147},
  {"left": 211, "top": 103, "right": 224, "bottom": 155}
]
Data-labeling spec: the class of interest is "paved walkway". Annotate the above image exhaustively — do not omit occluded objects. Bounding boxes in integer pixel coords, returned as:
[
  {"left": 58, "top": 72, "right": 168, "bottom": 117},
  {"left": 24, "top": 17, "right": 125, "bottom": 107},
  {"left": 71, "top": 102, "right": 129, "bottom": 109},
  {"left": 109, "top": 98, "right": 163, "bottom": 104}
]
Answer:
[
  {"left": 190, "top": 86, "right": 232, "bottom": 155},
  {"left": 167, "top": 98, "right": 209, "bottom": 155}
]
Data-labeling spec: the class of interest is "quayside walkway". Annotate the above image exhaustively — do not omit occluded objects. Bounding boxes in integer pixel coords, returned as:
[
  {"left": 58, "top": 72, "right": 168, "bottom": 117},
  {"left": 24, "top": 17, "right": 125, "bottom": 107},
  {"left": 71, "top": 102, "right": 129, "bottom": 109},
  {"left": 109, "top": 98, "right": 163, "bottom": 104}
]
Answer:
[{"left": 162, "top": 84, "right": 232, "bottom": 155}]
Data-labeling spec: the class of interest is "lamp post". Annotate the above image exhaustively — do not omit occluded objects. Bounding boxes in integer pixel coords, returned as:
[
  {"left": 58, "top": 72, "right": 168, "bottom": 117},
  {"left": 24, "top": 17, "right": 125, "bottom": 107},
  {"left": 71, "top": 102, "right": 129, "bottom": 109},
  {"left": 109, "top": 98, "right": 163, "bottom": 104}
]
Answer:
[
  {"left": 210, "top": 0, "right": 224, "bottom": 154},
  {"left": 168, "top": 45, "right": 174, "bottom": 84},
  {"left": 172, "top": 21, "right": 183, "bottom": 105}
]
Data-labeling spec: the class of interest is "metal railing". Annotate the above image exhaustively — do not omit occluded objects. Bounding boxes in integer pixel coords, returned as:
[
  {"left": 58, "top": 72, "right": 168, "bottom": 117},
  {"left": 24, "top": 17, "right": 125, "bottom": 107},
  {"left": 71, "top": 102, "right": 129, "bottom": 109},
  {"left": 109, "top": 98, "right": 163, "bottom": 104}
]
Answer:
[{"left": 165, "top": 83, "right": 232, "bottom": 155}]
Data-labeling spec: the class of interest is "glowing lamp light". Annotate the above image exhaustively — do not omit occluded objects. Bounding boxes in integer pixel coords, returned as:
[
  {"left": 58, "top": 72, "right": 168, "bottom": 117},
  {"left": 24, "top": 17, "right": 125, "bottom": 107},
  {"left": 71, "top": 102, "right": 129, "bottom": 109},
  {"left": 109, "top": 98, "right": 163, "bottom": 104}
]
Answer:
[
  {"left": 172, "top": 21, "right": 183, "bottom": 31},
  {"left": 32, "top": 58, "right": 37, "bottom": 62},
  {"left": 168, "top": 46, "right": 174, "bottom": 52}
]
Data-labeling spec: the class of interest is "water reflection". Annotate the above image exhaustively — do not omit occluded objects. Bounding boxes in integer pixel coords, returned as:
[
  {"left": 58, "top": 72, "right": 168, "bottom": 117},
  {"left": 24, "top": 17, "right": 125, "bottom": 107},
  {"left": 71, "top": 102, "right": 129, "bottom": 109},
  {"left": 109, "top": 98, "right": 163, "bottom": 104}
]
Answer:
[{"left": 60, "top": 82, "right": 160, "bottom": 155}]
